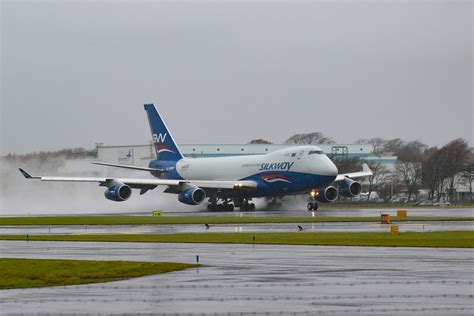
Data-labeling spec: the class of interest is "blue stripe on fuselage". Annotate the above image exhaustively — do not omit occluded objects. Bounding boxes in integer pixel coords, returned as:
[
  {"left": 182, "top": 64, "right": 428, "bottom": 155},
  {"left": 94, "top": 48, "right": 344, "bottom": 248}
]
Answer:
[
  {"left": 240, "top": 171, "right": 336, "bottom": 197},
  {"left": 148, "top": 159, "right": 336, "bottom": 197}
]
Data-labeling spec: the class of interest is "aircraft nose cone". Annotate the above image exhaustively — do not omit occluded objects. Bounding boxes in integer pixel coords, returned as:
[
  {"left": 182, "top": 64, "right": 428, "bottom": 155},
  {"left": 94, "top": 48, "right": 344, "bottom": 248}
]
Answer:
[
  {"left": 328, "top": 161, "right": 338, "bottom": 177},
  {"left": 322, "top": 157, "right": 338, "bottom": 177}
]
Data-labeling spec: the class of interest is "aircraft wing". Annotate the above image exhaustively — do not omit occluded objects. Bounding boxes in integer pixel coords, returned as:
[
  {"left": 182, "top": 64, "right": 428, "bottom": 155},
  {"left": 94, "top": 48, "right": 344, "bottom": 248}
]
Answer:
[
  {"left": 90, "top": 162, "right": 164, "bottom": 173},
  {"left": 18, "top": 169, "right": 257, "bottom": 190},
  {"left": 334, "top": 163, "right": 373, "bottom": 182}
]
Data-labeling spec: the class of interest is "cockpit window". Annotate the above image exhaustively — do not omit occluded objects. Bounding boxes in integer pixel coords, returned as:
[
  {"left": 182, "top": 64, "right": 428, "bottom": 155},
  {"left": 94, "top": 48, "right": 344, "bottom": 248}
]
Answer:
[
  {"left": 291, "top": 153, "right": 296, "bottom": 157},
  {"left": 308, "top": 150, "right": 324, "bottom": 155}
]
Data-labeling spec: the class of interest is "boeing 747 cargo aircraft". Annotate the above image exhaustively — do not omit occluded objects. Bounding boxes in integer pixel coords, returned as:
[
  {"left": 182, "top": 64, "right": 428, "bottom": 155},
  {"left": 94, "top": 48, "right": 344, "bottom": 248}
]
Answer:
[{"left": 20, "top": 104, "right": 372, "bottom": 211}]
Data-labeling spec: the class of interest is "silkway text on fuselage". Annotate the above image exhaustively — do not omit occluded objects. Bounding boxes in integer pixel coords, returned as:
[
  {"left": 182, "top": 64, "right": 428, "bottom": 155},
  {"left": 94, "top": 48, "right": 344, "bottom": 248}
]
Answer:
[{"left": 259, "top": 162, "right": 294, "bottom": 172}]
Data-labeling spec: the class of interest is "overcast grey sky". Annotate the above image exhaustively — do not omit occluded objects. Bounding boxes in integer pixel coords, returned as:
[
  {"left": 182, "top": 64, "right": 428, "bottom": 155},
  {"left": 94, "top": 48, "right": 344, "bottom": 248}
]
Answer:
[{"left": 1, "top": 0, "right": 472, "bottom": 154}]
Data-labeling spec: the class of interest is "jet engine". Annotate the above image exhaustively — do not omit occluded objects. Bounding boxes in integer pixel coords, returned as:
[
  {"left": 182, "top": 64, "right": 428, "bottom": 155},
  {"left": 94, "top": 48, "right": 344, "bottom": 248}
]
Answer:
[
  {"left": 316, "top": 186, "right": 338, "bottom": 203},
  {"left": 178, "top": 186, "right": 206, "bottom": 205},
  {"left": 339, "top": 178, "right": 362, "bottom": 197},
  {"left": 104, "top": 183, "right": 132, "bottom": 202}
]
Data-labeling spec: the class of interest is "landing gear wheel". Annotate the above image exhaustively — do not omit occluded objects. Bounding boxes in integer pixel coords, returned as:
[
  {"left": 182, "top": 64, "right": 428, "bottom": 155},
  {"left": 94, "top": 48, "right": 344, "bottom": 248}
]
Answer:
[
  {"left": 307, "top": 203, "right": 313, "bottom": 211},
  {"left": 249, "top": 203, "right": 255, "bottom": 211},
  {"left": 225, "top": 204, "right": 234, "bottom": 212},
  {"left": 208, "top": 204, "right": 216, "bottom": 211},
  {"left": 314, "top": 203, "right": 318, "bottom": 211}
]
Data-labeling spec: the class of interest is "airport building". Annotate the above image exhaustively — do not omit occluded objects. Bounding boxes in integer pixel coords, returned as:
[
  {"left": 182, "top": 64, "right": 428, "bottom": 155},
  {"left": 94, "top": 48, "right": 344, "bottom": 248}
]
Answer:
[{"left": 95, "top": 143, "right": 397, "bottom": 168}]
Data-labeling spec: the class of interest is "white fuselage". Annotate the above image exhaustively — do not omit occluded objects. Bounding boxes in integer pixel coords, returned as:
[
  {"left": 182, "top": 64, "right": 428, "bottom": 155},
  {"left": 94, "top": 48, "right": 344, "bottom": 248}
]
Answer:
[{"left": 173, "top": 146, "right": 338, "bottom": 181}]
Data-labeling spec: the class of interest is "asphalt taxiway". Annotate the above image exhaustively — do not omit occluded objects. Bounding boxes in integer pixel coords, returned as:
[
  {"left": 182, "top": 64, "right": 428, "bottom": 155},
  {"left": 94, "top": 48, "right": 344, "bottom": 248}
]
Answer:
[{"left": 1, "top": 240, "right": 473, "bottom": 315}]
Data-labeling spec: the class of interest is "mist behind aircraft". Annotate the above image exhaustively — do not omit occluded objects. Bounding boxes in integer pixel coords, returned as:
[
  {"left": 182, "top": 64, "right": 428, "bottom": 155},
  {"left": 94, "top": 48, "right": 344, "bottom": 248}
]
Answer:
[{"left": 0, "top": 157, "right": 205, "bottom": 215}]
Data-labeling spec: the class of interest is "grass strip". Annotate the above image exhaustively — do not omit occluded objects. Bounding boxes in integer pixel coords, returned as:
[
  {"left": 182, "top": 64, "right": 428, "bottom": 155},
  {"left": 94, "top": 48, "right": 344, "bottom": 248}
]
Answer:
[
  {"left": 0, "top": 216, "right": 472, "bottom": 226},
  {"left": 0, "top": 258, "right": 197, "bottom": 290},
  {"left": 1, "top": 231, "right": 472, "bottom": 248},
  {"left": 325, "top": 203, "right": 474, "bottom": 209}
]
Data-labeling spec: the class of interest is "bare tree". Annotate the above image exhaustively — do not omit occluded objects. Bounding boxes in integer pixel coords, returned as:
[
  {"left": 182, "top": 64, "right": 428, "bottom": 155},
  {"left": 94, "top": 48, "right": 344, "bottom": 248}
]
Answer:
[
  {"left": 396, "top": 161, "right": 422, "bottom": 202},
  {"left": 248, "top": 139, "right": 273, "bottom": 144},
  {"left": 284, "top": 132, "right": 336, "bottom": 145},
  {"left": 422, "top": 147, "right": 441, "bottom": 200},
  {"left": 383, "top": 138, "right": 404, "bottom": 153},
  {"left": 394, "top": 141, "right": 426, "bottom": 202},
  {"left": 354, "top": 138, "right": 386, "bottom": 154},
  {"left": 377, "top": 175, "right": 402, "bottom": 202},
  {"left": 419, "top": 138, "right": 470, "bottom": 202},
  {"left": 441, "top": 139, "right": 470, "bottom": 202},
  {"left": 366, "top": 161, "right": 389, "bottom": 200}
]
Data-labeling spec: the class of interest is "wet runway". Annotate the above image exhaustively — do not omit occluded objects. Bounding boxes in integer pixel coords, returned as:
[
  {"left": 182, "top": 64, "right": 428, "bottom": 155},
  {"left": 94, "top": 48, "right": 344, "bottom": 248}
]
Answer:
[
  {"left": 168, "top": 207, "right": 474, "bottom": 218},
  {"left": 0, "top": 220, "right": 473, "bottom": 236},
  {"left": 2, "top": 207, "right": 472, "bottom": 219},
  {"left": 1, "top": 240, "right": 472, "bottom": 315}
]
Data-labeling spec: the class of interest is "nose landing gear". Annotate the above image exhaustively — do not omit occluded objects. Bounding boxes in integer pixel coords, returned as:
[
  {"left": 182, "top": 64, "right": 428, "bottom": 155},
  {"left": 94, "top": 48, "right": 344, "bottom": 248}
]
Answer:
[{"left": 307, "top": 202, "right": 318, "bottom": 211}]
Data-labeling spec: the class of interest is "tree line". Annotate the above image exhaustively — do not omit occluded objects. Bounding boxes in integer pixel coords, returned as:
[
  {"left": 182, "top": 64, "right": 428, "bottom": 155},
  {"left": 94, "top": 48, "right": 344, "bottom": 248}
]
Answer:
[{"left": 361, "top": 138, "right": 472, "bottom": 203}]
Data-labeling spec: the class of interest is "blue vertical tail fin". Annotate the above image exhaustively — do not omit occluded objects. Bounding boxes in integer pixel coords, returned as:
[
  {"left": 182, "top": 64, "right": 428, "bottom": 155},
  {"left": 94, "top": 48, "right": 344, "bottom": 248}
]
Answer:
[{"left": 144, "top": 103, "right": 183, "bottom": 161}]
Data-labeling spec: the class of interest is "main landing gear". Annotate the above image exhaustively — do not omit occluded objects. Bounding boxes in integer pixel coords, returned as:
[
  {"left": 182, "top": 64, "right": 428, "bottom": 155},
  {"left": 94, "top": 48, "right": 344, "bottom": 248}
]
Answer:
[
  {"left": 307, "top": 202, "right": 318, "bottom": 211},
  {"left": 207, "top": 197, "right": 255, "bottom": 212},
  {"left": 233, "top": 197, "right": 255, "bottom": 211},
  {"left": 207, "top": 196, "right": 234, "bottom": 211},
  {"left": 239, "top": 200, "right": 255, "bottom": 212}
]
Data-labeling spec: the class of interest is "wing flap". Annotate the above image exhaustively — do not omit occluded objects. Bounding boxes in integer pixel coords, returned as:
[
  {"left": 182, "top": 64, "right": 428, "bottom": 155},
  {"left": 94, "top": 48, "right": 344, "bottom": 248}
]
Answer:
[{"left": 91, "top": 162, "right": 164, "bottom": 173}]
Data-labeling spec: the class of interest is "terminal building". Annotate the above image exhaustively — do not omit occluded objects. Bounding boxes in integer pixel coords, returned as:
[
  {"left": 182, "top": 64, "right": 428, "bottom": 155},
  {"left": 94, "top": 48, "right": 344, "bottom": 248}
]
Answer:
[{"left": 95, "top": 143, "right": 397, "bottom": 169}]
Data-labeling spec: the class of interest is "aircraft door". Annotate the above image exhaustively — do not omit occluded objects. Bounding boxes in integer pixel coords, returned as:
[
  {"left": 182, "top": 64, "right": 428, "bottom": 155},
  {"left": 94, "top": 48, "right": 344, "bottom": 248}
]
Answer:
[{"left": 297, "top": 150, "right": 304, "bottom": 160}]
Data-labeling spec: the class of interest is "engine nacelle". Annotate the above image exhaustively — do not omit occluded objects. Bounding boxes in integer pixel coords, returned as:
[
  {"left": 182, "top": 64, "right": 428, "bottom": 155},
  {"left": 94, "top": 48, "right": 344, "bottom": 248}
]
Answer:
[
  {"left": 104, "top": 183, "right": 132, "bottom": 202},
  {"left": 316, "top": 186, "right": 338, "bottom": 203},
  {"left": 178, "top": 186, "right": 206, "bottom": 205},
  {"left": 339, "top": 178, "right": 362, "bottom": 197}
]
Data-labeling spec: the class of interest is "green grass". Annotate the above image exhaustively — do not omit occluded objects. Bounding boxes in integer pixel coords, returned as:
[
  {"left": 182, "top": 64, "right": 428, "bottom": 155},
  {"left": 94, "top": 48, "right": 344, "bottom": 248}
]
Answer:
[
  {"left": 325, "top": 203, "right": 474, "bottom": 209},
  {"left": 0, "top": 215, "right": 472, "bottom": 226},
  {"left": 1, "top": 231, "right": 472, "bottom": 248},
  {"left": 0, "top": 258, "right": 197, "bottom": 290}
]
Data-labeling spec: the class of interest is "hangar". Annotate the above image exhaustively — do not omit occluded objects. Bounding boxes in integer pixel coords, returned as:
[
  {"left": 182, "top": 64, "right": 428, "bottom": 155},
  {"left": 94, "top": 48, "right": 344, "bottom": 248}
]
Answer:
[{"left": 94, "top": 143, "right": 396, "bottom": 168}]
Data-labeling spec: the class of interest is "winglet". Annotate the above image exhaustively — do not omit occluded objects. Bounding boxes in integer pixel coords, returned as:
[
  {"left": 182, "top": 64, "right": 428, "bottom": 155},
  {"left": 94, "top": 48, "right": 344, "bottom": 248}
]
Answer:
[
  {"left": 19, "top": 168, "right": 32, "bottom": 178},
  {"left": 362, "top": 163, "right": 371, "bottom": 173},
  {"left": 19, "top": 168, "right": 39, "bottom": 179}
]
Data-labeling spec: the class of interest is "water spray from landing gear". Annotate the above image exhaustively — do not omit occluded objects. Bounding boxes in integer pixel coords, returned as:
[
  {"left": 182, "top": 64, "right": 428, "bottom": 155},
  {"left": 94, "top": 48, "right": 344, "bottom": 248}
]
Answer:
[{"left": 266, "top": 196, "right": 284, "bottom": 210}]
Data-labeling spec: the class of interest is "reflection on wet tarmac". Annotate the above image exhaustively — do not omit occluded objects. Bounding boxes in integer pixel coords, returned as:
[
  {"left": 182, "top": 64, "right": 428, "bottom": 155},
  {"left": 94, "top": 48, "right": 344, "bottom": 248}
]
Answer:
[{"left": 1, "top": 241, "right": 472, "bottom": 315}]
